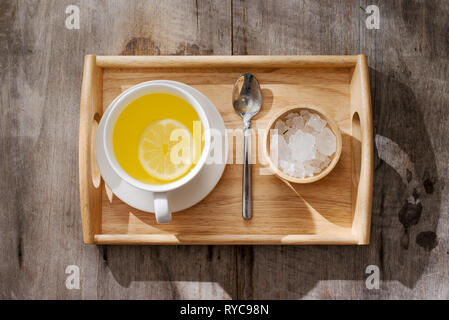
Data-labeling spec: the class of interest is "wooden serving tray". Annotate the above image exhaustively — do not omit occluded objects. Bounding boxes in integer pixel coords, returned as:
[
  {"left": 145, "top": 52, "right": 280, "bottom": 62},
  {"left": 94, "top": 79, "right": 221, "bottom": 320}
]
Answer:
[{"left": 79, "top": 55, "right": 373, "bottom": 245}]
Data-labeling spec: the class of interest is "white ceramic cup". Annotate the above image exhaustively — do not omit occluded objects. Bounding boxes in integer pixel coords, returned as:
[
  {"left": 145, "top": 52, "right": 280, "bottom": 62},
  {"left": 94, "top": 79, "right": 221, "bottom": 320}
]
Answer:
[{"left": 95, "top": 82, "right": 211, "bottom": 223}]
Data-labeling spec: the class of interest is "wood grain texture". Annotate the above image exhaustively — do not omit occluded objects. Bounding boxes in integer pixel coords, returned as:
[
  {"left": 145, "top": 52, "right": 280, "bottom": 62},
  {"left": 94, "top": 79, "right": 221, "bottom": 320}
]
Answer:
[
  {"left": 96, "top": 55, "right": 358, "bottom": 68},
  {"left": 1, "top": 0, "right": 448, "bottom": 299},
  {"left": 79, "top": 55, "right": 103, "bottom": 244},
  {"left": 264, "top": 105, "right": 343, "bottom": 184},
  {"left": 85, "top": 56, "right": 371, "bottom": 245},
  {"left": 232, "top": 0, "right": 449, "bottom": 300}
]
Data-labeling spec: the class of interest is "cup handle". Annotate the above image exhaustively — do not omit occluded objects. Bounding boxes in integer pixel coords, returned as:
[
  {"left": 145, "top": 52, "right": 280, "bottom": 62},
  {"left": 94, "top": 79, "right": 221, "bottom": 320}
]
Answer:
[{"left": 153, "top": 192, "right": 171, "bottom": 224}]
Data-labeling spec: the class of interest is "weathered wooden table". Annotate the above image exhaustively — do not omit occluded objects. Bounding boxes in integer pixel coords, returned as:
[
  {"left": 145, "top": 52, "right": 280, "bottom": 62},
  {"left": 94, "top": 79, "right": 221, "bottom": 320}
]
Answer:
[{"left": 1, "top": 0, "right": 448, "bottom": 299}]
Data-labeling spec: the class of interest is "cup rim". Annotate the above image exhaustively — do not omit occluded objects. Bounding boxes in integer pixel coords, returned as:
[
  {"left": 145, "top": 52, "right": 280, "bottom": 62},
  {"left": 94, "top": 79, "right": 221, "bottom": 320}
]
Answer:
[{"left": 102, "top": 81, "right": 211, "bottom": 193}]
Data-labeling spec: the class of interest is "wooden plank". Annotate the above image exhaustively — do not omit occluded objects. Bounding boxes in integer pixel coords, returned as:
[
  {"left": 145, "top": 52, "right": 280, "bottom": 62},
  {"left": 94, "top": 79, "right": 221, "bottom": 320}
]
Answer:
[
  {"left": 0, "top": 0, "right": 22, "bottom": 299},
  {"left": 350, "top": 55, "right": 373, "bottom": 244},
  {"left": 0, "top": 0, "right": 235, "bottom": 300},
  {"left": 79, "top": 55, "right": 103, "bottom": 244},
  {"left": 232, "top": 0, "right": 449, "bottom": 300}
]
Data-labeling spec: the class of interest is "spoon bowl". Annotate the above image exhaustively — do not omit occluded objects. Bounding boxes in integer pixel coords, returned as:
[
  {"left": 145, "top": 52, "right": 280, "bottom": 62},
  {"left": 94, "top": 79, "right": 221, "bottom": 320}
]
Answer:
[{"left": 232, "top": 73, "right": 262, "bottom": 118}]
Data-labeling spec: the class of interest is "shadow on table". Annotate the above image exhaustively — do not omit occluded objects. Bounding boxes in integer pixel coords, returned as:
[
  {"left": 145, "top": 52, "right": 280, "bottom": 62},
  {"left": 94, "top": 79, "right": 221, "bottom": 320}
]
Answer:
[{"left": 99, "top": 68, "right": 441, "bottom": 299}]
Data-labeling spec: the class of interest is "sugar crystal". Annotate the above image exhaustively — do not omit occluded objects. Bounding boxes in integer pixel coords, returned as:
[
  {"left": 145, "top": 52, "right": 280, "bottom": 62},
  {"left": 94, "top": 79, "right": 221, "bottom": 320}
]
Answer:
[{"left": 269, "top": 109, "right": 337, "bottom": 179}]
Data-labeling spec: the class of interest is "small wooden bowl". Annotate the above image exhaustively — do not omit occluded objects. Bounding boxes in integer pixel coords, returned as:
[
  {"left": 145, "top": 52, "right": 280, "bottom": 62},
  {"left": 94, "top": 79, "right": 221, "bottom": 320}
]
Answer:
[{"left": 264, "top": 105, "right": 342, "bottom": 184}]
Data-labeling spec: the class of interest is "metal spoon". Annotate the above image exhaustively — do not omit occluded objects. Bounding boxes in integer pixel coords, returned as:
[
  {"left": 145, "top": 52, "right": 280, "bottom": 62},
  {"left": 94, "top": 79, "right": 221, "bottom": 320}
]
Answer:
[{"left": 232, "top": 73, "right": 262, "bottom": 220}]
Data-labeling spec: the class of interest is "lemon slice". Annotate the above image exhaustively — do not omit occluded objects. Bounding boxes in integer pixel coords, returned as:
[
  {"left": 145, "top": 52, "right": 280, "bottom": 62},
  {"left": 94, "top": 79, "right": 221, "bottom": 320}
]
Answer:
[{"left": 138, "top": 119, "right": 193, "bottom": 181}]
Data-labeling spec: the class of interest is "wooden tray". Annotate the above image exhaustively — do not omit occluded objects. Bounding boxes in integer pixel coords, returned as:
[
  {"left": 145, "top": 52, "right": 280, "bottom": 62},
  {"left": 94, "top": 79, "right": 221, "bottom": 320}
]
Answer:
[{"left": 79, "top": 55, "right": 373, "bottom": 245}]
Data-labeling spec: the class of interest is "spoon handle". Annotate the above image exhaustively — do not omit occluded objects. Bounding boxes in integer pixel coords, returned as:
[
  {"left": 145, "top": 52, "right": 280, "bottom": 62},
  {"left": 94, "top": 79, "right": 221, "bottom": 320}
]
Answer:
[{"left": 242, "top": 121, "right": 252, "bottom": 219}]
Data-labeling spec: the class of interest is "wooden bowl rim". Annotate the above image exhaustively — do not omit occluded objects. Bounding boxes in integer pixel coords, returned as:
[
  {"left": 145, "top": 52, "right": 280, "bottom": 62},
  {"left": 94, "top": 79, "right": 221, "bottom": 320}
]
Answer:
[{"left": 264, "top": 105, "right": 343, "bottom": 184}]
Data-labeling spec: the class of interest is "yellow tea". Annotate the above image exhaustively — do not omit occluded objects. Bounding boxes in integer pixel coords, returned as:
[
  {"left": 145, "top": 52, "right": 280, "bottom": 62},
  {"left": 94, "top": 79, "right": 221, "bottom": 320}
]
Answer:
[{"left": 113, "top": 93, "right": 203, "bottom": 185}]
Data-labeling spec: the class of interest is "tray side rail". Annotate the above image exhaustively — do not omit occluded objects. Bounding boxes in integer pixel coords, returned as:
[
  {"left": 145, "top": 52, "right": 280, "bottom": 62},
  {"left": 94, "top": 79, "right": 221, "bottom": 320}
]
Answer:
[
  {"left": 79, "top": 55, "right": 103, "bottom": 243},
  {"left": 349, "top": 55, "right": 374, "bottom": 244}
]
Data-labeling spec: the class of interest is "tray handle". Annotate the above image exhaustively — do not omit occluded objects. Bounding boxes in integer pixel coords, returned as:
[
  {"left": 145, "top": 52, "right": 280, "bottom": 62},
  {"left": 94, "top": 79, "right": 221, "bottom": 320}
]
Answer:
[
  {"left": 79, "top": 55, "right": 103, "bottom": 244},
  {"left": 350, "top": 55, "right": 373, "bottom": 244}
]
